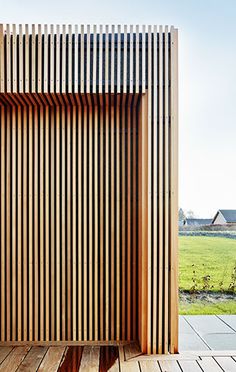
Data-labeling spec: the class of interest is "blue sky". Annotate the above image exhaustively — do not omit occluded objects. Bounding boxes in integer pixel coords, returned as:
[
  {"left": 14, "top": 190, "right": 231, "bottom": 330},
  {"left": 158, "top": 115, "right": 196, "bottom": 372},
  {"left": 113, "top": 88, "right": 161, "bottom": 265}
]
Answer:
[{"left": 2, "top": 0, "right": 236, "bottom": 217}]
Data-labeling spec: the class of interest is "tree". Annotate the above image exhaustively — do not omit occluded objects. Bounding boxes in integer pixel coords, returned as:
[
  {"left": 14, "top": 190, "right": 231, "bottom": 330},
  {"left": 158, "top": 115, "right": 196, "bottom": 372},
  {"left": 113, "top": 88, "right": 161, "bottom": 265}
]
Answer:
[
  {"left": 186, "top": 210, "right": 195, "bottom": 219},
  {"left": 178, "top": 208, "right": 186, "bottom": 221}
]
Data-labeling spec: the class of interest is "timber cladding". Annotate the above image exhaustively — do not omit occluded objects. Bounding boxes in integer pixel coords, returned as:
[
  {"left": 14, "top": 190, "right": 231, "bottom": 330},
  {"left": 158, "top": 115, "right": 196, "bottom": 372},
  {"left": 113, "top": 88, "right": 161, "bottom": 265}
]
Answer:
[{"left": 0, "top": 24, "right": 178, "bottom": 354}]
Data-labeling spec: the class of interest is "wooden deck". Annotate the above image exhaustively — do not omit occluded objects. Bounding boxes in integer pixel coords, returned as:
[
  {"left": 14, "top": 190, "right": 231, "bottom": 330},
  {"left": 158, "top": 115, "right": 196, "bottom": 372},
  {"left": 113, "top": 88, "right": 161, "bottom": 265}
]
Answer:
[
  {"left": 0, "top": 316, "right": 235, "bottom": 371},
  {"left": 0, "top": 344, "right": 236, "bottom": 371}
]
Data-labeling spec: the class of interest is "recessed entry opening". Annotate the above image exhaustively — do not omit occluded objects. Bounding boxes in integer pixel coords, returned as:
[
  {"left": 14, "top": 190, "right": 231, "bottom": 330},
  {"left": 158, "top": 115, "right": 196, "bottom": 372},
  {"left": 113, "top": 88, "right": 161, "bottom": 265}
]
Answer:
[{"left": 0, "top": 92, "right": 146, "bottom": 343}]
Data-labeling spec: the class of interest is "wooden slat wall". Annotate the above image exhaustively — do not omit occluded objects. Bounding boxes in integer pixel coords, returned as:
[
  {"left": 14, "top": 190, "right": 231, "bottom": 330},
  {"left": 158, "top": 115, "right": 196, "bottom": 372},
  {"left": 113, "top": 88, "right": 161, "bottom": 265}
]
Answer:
[
  {"left": 0, "top": 94, "right": 139, "bottom": 343},
  {"left": 0, "top": 24, "right": 178, "bottom": 354}
]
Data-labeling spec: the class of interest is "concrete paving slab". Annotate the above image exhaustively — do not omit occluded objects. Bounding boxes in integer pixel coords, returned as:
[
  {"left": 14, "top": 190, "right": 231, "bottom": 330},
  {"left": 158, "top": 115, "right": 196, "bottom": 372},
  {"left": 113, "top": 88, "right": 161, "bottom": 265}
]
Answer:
[
  {"left": 202, "top": 333, "right": 236, "bottom": 350},
  {"left": 179, "top": 333, "right": 210, "bottom": 351},
  {"left": 184, "top": 315, "right": 234, "bottom": 336},
  {"left": 218, "top": 315, "right": 236, "bottom": 332},
  {"left": 179, "top": 316, "right": 196, "bottom": 334}
]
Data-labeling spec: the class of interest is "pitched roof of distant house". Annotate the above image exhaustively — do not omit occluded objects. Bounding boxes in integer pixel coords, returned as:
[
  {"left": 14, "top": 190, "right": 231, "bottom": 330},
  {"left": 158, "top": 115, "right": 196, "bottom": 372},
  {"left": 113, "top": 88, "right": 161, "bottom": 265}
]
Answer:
[
  {"left": 186, "top": 218, "right": 212, "bottom": 226},
  {"left": 212, "top": 209, "right": 236, "bottom": 224}
]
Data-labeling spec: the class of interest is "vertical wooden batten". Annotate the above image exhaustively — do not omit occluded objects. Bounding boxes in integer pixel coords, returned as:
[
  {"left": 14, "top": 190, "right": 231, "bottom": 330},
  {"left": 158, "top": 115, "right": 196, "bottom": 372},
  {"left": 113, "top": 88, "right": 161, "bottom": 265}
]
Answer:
[{"left": 158, "top": 25, "right": 164, "bottom": 354}]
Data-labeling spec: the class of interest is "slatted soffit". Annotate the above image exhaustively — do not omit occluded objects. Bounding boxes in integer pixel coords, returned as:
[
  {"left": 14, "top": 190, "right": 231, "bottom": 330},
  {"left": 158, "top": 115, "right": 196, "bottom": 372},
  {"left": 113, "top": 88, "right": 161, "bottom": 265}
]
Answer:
[{"left": 0, "top": 24, "right": 178, "bottom": 354}]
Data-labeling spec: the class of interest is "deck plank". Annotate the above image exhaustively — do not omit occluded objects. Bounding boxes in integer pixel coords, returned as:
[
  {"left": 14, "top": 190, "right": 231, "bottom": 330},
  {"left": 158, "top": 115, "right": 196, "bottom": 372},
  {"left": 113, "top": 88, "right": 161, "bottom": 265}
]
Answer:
[
  {"left": 79, "top": 346, "right": 100, "bottom": 371},
  {"left": 198, "top": 356, "right": 224, "bottom": 371},
  {"left": 191, "top": 350, "right": 236, "bottom": 356},
  {"left": 158, "top": 360, "right": 182, "bottom": 372},
  {"left": 0, "top": 347, "right": 13, "bottom": 364},
  {"left": 139, "top": 360, "right": 161, "bottom": 371},
  {"left": 184, "top": 315, "right": 234, "bottom": 335},
  {"left": 215, "top": 356, "right": 236, "bottom": 371},
  {"left": 58, "top": 346, "right": 83, "bottom": 371},
  {"left": 106, "top": 358, "right": 119, "bottom": 371},
  {"left": 131, "top": 354, "right": 199, "bottom": 361},
  {"left": 0, "top": 346, "right": 30, "bottom": 371},
  {"left": 120, "top": 361, "right": 140, "bottom": 372},
  {"left": 119, "top": 346, "right": 139, "bottom": 372},
  {"left": 178, "top": 360, "right": 202, "bottom": 372},
  {"left": 17, "top": 346, "right": 48, "bottom": 371},
  {"left": 124, "top": 342, "right": 142, "bottom": 360},
  {"left": 37, "top": 346, "right": 66, "bottom": 372},
  {"left": 99, "top": 346, "right": 119, "bottom": 371}
]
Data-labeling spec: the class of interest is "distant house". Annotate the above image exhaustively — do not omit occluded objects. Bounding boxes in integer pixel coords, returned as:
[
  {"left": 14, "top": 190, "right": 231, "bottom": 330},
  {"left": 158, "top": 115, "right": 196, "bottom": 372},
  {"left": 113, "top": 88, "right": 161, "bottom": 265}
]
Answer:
[
  {"left": 212, "top": 210, "right": 236, "bottom": 225},
  {"left": 184, "top": 218, "right": 212, "bottom": 226}
]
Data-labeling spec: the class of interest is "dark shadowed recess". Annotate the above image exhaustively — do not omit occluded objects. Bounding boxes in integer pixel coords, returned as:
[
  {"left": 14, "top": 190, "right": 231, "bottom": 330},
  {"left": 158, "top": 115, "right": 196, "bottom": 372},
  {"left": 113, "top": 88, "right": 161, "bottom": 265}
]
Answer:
[
  {"left": 99, "top": 346, "right": 119, "bottom": 372},
  {"left": 58, "top": 345, "right": 119, "bottom": 371},
  {"left": 58, "top": 346, "right": 84, "bottom": 371}
]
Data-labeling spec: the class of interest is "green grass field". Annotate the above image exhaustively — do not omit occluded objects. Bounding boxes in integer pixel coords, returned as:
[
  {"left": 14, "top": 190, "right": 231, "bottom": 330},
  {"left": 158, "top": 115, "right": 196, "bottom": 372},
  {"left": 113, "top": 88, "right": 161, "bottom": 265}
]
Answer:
[
  {"left": 179, "top": 236, "right": 236, "bottom": 314},
  {"left": 179, "top": 300, "right": 236, "bottom": 315},
  {"left": 179, "top": 236, "right": 236, "bottom": 292}
]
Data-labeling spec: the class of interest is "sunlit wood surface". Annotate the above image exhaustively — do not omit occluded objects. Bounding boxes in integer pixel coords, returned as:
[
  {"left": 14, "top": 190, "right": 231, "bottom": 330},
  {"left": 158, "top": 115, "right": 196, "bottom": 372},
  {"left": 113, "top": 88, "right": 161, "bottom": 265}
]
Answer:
[
  {"left": 0, "top": 343, "right": 236, "bottom": 371},
  {"left": 0, "top": 24, "right": 178, "bottom": 354}
]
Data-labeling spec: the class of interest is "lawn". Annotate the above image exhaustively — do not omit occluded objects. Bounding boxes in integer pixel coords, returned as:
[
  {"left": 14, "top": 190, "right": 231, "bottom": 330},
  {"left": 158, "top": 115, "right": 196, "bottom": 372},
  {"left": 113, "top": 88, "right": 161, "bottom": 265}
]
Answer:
[
  {"left": 179, "top": 236, "right": 236, "bottom": 292},
  {"left": 179, "top": 299, "right": 236, "bottom": 315},
  {"left": 179, "top": 236, "right": 236, "bottom": 314}
]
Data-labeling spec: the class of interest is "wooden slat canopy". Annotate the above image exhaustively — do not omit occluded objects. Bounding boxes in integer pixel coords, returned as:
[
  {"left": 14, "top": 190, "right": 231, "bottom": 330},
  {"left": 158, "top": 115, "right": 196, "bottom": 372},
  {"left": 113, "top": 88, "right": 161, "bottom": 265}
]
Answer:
[{"left": 0, "top": 24, "right": 178, "bottom": 354}]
